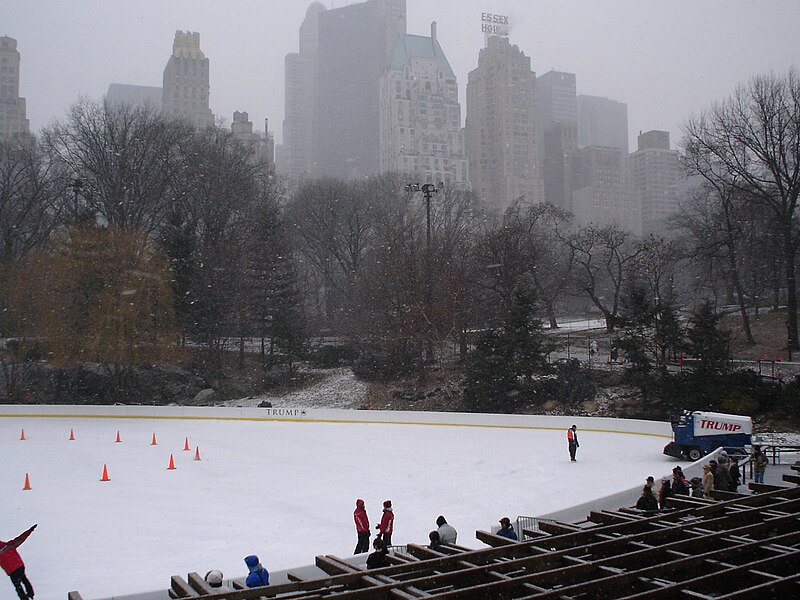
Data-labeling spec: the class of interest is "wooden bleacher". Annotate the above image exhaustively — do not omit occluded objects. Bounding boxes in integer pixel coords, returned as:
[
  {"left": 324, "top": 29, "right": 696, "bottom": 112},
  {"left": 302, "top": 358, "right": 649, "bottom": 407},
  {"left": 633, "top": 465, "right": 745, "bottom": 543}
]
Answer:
[{"left": 69, "top": 475, "right": 800, "bottom": 599}]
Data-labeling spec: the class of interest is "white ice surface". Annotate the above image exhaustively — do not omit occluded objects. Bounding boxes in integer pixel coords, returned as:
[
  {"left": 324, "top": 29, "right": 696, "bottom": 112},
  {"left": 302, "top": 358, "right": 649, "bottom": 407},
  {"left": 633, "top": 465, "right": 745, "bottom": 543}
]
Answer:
[{"left": 2, "top": 415, "right": 676, "bottom": 600}]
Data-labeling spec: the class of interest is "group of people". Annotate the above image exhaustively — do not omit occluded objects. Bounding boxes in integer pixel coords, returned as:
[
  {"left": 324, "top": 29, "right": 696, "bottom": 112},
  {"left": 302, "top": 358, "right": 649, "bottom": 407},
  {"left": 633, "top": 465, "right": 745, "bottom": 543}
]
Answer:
[
  {"left": 200, "top": 554, "right": 270, "bottom": 591},
  {"left": 636, "top": 445, "right": 770, "bottom": 511},
  {"left": 354, "top": 498, "right": 395, "bottom": 555}
]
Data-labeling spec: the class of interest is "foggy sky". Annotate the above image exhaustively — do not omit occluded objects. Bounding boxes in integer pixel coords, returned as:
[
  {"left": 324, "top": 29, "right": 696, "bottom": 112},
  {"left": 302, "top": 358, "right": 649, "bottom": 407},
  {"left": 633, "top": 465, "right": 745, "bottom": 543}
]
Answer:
[{"left": 5, "top": 0, "right": 799, "bottom": 150}]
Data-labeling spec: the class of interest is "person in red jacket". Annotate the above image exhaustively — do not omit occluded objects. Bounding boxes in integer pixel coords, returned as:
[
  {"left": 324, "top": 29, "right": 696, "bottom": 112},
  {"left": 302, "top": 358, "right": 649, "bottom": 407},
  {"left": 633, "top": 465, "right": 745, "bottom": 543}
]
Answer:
[
  {"left": 375, "top": 500, "right": 394, "bottom": 546},
  {"left": 0, "top": 524, "right": 36, "bottom": 600},
  {"left": 353, "top": 499, "right": 371, "bottom": 554}
]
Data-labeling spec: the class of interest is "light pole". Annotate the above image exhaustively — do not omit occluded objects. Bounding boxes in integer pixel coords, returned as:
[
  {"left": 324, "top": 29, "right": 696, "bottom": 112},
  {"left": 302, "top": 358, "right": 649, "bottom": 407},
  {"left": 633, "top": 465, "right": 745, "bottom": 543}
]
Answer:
[{"left": 405, "top": 182, "right": 443, "bottom": 364}]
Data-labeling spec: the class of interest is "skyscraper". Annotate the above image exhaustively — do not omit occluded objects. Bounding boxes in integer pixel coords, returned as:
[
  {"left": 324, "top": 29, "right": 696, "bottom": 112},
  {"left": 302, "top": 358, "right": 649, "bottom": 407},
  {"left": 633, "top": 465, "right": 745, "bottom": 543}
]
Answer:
[
  {"left": 282, "top": 2, "right": 325, "bottom": 181},
  {"left": 577, "top": 94, "right": 628, "bottom": 153},
  {"left": 626, "top": 130, "right": 682, "bottom": 235},
  {"left": 283, "top": 0, "right": 406, "bottom": 181},
  {"left": 571, "top": 145, "right": 639, "bottom": 234},
  {"left": 162, "top": 31, "right": 214, "bottom": 129},
  {"left": 536, "top": 70, "right": 577, "bottom": 208},
  {"left": 0, "top": 36, "right": 30, "bottom": 138},
  {"left": 315, "top": 0, "right": 406, "bottom": 179},
  {"left": 465, "top": 35, "right": 542, "bottom": 213},
  {"left": 379, "top": 22, "right": 467, "bottom": 185},
  {"left": 106, "top": 83, "right": 162, "bottom": 111}
]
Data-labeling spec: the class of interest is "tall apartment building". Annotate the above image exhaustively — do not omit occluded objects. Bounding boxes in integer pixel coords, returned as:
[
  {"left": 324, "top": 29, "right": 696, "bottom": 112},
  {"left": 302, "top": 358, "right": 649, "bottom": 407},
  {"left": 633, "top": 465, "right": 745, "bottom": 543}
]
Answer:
[
  {"left": 577, "top": 94, "right": 628, "bottom": 153},
  {"left": 379, "top": 23, "right": 467, "bottom": 185},
  {"left": 0, "top": 36, "right": 29, "bottom": 138},
  {"left": 626, "top": 130, "right": 682, "bottom": 236},
  {"left": 536, "top": 70, "right": 577, "bottom": 208},
  {"left": 106, "top": 83, "right": 162, "bottom": 110},
  {"left": 465, "top": 35, "right": 542, "bottom": 213},
  {"left": 283, "top": 0, "right": 406, "bottom": 181},
  {"left": 571, "top": 145, "right": 639, "bottom": 235},
  {"left": 542, "top": 120, "right": 577, "bottom": 212},
  {"left": 282, "top": 2, "right": 325, "bottom": 181},
  {"left": 162, "top": 31, "right": 214, "bottom": 129}
]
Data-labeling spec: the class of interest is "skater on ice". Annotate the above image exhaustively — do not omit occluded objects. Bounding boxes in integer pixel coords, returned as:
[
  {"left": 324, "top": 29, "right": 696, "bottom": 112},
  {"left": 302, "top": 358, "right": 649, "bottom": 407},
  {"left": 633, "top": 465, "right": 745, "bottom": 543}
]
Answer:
[{"left": 567, "top": 425, "right": 579, "bottom": 462}]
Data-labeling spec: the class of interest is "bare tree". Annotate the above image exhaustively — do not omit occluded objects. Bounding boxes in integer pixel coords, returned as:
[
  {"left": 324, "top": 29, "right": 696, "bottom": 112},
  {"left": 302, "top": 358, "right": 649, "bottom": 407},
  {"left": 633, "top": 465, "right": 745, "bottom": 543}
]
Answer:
[
  {"left": 683, "top": 70, "right": 800, "bottom": 350},
  {"left": 565, "top": 225, "right": 643, "bottom": 332},
  {"left": 44, "top": 98, "right": 191, "bottom": 236}
]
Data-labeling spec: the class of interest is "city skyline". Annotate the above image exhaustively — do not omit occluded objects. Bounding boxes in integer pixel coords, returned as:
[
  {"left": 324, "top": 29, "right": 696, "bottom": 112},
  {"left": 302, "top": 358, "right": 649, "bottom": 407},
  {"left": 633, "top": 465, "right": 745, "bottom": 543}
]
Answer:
[{"left": 4, "top": 0, "right": 800, "bottom": 150}]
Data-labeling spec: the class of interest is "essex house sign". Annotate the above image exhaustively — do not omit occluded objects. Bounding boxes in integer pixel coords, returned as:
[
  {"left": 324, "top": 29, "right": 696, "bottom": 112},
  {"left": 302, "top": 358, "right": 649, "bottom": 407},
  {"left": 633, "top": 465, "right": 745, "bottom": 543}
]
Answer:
[{"left": 481, "top": 13, "right": 510, "bottom": 37}]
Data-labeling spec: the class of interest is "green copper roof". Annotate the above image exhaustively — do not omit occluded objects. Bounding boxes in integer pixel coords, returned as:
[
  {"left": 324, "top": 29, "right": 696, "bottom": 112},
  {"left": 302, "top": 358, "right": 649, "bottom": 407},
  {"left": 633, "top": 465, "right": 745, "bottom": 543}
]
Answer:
[{"left": 387, "top": 34, "right": 455, "bottom": 78}]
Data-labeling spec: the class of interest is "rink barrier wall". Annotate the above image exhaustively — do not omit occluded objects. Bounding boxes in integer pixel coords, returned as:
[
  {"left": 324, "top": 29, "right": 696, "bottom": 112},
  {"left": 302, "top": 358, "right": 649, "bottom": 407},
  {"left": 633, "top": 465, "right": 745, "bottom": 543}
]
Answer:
[{"left": 0, "top": 404, "right": 672, "bottom": 437}]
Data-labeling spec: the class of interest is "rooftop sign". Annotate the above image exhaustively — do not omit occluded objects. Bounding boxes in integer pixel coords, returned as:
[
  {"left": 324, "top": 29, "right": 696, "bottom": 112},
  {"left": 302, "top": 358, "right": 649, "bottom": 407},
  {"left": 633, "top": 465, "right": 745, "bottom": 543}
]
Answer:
[{"left": 481, "top": 13, "right": 510, "bottom": 37}]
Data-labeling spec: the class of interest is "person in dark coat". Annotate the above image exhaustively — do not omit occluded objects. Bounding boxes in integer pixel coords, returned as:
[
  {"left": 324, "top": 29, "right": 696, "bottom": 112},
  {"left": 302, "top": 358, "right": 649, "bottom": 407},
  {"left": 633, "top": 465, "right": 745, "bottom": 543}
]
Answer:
[
  {"left": 729, "top": 458, "right": 741, "bottom": 492},
  {"left": 658, "top": 478, "right": 673, "bottom": 509},
  {"left": 376, "top": 500, "right": 394, "bottom": 546},
  {"left": 0, "top": 525, "right": 36, "bottom": 600},
  {"left": 671, "top": 466, "right": 689, "bottom": 495},
  {"left": 689, "top": 477, "right": 704, "bottom": 498},
  {"left": 366, "top": 538, "right": 389, "bottom": 569},
  {"left": 428, "top": 530, "right": 442, "bottom": 551},
  {"left": 244, "top": 555, "right": 269, "bottom": 588},
  {"left": 497, "top": 517, "right": 518, "bottom": 540},
  {"left": 753, "top": 445, "right": 768, "bottom": 484},
  {"left": 715, "top": 453, "right": 732, "bottom": 491},
  {"left": 353, "top": 499, "right": 371, "bottom": 554},
  {"left": 636, "top": 485, "right": 659, "bottom": 510},
  {"left": 567, "top": 425, "right": 580, "bottom": 462}
]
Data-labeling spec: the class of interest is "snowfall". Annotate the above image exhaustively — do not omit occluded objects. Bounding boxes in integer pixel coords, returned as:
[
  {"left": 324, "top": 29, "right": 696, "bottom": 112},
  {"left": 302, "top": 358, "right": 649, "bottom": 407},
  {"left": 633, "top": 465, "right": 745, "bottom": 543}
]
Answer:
[{"left": 3, "top": 368, "right": 685, "bottom": 600}]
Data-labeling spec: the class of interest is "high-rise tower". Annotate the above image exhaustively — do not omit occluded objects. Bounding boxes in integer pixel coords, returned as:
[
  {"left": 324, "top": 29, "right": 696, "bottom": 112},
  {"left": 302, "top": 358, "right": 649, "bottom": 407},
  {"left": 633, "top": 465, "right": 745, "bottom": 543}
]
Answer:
[
  {"left": 466, "top": 35, "right": 542, "bottom": 213},
  {"left": 577, "top": 94, "right": 628, "bottom": 153},
  {"left": 0, "top": 36, "right": 30, "bottom": 138},
  {"left": 626, "top": 130, "right": 682, "bottom": 235},
  {"left": 379, "top": 22, "right": 467, "bottom": 185},
  {"left": 162, "top": 31, "right": 214, "bottom": 129},
  {"left": 284, "top": 0, "right": 406, "bottom": 181}
]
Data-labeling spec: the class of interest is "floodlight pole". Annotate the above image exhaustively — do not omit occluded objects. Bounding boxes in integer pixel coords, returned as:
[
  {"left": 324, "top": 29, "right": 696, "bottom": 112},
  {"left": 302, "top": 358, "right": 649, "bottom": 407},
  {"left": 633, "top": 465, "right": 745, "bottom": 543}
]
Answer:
[{"left": 405, "top": 182, "right": 443, "bottom": 365}]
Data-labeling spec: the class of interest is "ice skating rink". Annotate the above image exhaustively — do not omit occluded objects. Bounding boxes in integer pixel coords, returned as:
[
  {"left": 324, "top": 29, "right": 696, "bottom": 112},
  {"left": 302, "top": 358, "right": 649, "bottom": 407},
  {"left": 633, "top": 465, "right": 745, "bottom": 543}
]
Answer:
[{"left": 1, "top": 412, "right": 675, "bottom": 599}]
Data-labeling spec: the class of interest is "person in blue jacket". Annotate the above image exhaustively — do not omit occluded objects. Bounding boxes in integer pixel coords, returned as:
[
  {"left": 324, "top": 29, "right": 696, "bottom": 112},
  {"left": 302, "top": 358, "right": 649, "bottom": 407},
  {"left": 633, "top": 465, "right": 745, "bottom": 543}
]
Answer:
[
  {"left": 497, "top": 517, "right": 518, "bottom": 540},
  {"left": 244, "top": 555, "right": 269, "bottom": 588}
]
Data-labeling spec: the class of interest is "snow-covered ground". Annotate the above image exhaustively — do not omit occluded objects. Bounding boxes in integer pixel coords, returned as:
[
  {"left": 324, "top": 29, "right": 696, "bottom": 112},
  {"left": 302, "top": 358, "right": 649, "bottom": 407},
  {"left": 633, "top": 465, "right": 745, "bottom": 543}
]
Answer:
[
  {"left": 224, "top": 367, "right": 367, "bottom": 409},
  {"left": 2, "top": 409, "right": 676, "bottom": 600}
]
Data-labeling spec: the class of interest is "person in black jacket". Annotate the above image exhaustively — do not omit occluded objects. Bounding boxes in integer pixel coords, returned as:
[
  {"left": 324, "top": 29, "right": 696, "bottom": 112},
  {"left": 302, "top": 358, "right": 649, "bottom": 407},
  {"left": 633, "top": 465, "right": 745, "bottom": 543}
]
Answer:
[
  {"left": 636, "top": 485, "right": 659, "bottom": 511},
  {"left": 658, "top": 478, "right": 673, "bottom": 509},
  {"left": 671, "top": 466, "right": 689, "bottom": 495},
  {"left": 366, "top": 538, "right": 389, "bottom": 569}
]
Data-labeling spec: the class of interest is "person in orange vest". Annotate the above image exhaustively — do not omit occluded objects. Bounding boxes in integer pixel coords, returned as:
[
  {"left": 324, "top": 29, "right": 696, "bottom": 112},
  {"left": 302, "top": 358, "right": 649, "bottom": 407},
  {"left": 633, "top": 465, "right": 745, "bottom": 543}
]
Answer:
[
  {"left": 567, "top": 425, "right": 580, "bottom": 462},
  {"left": 0, "top": 524, "right": 36, "bottom": 600}
]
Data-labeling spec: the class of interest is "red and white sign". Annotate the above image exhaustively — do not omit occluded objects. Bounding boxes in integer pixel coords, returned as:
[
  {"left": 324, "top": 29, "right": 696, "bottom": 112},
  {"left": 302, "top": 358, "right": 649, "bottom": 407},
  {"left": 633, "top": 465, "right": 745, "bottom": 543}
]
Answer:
[{"left": 692, "top": 412, "right": 752, "bottom": 437}]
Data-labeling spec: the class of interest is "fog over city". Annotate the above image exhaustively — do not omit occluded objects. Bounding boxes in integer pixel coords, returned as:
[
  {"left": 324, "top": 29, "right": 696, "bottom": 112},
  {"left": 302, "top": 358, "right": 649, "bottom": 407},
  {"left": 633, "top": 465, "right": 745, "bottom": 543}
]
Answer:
[{"left": 6, "top": 0, "right": 800, "bottom": 148}]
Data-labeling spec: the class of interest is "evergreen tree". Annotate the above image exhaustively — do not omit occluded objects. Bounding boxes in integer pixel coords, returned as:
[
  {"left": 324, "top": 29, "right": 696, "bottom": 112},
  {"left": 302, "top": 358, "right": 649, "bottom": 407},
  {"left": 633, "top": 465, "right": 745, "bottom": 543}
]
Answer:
[
  {"left": 687, "top": 301, "right": 730, "bottom": 372},
  {"left": 464, "top": 285, "right": 552, "bottom": 412}
]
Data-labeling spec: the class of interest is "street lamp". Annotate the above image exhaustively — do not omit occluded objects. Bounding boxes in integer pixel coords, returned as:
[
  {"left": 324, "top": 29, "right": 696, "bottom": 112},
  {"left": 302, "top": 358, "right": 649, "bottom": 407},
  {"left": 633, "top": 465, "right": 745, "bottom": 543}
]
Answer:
[{"left": 405, "top": 182, "right": 443, "bottom": 364}]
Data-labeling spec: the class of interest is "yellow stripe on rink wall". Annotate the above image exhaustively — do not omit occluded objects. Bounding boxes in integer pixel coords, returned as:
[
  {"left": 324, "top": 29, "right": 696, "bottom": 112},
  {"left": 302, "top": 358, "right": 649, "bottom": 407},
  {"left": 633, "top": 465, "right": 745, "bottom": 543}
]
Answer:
[{"left": 0, "top": 405, "right": 673, "bottom": 438}]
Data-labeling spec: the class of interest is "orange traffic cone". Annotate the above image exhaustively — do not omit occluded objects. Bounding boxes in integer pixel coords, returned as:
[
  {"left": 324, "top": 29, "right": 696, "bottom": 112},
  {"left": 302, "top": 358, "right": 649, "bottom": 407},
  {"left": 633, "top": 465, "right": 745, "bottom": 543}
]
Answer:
[
  {"left": 183, "top": 437, "right": 190, "bottom": 451},
  {"left": 69, "top": 428, "right": 75, "bottom": 441},
  {"left": 20, "top": 429, "right": 25, "bottom": 441},
  {"left": 22, "top": 473, "right": 31, "bottom": 490},
  {"left": 194, "top": 446, "right": 201, "bottom": 461},
  {"left": 115, "top": 430, "right": 121, "bottom": 443},
  {"left": 100, "top": 464, "right": 110, "bottom": 482},
  {"left": 167, "top": 454, "right": 176, "bottom": 470},
  {"left": 151, "top": 433, "right": 157, "bottom": 446}
]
